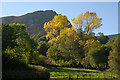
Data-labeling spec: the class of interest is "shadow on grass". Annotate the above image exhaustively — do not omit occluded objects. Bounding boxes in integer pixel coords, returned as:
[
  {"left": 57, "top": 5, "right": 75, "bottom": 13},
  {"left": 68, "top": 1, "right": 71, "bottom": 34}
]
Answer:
[{"left": 2, "top": 65, "right": 50, "bottom": 80}]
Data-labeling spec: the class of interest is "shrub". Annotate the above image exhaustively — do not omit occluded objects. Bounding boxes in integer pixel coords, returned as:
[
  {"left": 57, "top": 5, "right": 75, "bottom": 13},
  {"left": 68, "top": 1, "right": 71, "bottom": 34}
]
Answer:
[
  {"left": 37, "top": 55, "right": 47, "bottom": 66},
  {"left": 32, "top": 54, "right": 48, "bottom": 66},
  {"left": 88, "top": 46, "right": 108, "bottom": 70},
  {"left": 3, "top": 47, "right": 29, "bottom": 69},
  {"left": 37, "top": 41, "right": 49, "bottom": 56}
]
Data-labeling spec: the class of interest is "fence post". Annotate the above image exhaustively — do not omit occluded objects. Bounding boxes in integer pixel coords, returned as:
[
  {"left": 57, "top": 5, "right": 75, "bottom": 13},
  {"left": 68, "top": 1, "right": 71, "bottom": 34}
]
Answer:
[
  {"left": 77, "top": 74, "right": 79, "bottom": 80},
  {"left": 82, "top": 74, "right": 84, "bottom": 80},
  {"left": 69, "top": 74, "right": 71, "bottom": 80}
]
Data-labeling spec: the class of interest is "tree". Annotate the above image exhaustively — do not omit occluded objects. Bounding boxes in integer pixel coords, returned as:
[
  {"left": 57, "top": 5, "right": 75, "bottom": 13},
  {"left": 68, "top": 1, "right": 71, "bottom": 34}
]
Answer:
[
  {"left": 108, "top": 35, "right": 120, "bottom": 75},
  {"left": 37, "top": 41, "right": 49, "bottom": 56},
  {"left": 2, "top": 23, "right": 17, "bottom": 50},
  {"left": 44, "top": 14, "right": 82, "bottom": 66},
  {"left": 84, "top": 39, "right": 101, "bottom": 52},
  {"left": 44, "top": 14, "right": 70, "bottom": 45},
  {"left": 46, "top": 44, "right": 62, "bottom": 61},
  {"left": 58, "top": 27, "right": 84, "bottom": 63},
  {"left": 71, "top": 11, "right": 102, "bottom": 36},
  {"left": 46, "top": 27, "right": 84, "bottom": 67},
  {"left": 2, "top": 23, "right": 38, "bottom": 68},
  {"left": 71, "top": 11, "right": 103, "bottom": 68},
  {"left": 81, "top": 39, "right": 101, "bottom": 68}
]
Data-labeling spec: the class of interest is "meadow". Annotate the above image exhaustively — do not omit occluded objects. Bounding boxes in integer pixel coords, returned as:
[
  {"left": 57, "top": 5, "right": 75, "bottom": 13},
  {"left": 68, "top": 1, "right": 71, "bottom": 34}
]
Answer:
[{"left": 47, "top": 67, "right": 118, "bottom": 80}]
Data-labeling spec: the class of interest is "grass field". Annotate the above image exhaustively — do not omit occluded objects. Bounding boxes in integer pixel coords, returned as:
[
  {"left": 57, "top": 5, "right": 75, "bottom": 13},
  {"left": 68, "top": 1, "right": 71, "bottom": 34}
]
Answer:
[
  {"left": 47, "top": 67, "right": 119, "bottom": 80},
  {"left": 3, "top": 64, "right": 119, "bottom": 80}
]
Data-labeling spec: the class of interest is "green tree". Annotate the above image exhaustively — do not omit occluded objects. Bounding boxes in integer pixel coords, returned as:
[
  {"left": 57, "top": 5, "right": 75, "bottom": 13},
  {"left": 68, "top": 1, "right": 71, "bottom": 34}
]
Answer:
[
  {"left": 108, "top": 35, "right": 120, "bottom": 75},
  {"left": 46, "top": 44, "right": 62, "bottom": 61},
  {"left": 2, "top": 23, "right": 38, "bottom": 68},
  {"left": 2, "top": 23, "right": 17, "bottom": 50},
  {"left": 88, "top": 46, "right": 108, "bottom": 70},
  {"left": 37, "top": 41, "right": 49, "bottom": 56},
  {"left": 58, "top": 27, "right": 84, "bottom": 62},
  {"left": 46, "top": 27, "right": 84, "bottom": 67},
  {"left": 81, "top": 39, "right": 101, "bottom": 68}
]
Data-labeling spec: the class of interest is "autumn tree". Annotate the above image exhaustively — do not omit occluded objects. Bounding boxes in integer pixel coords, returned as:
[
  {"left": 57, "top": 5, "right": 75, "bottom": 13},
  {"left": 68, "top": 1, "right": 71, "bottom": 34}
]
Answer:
[
  {"left": 44, "top": 14, "right": 70, "bottom": 43},
  {"left": 44, "top": 14, "right": 84, "bottom": 66},
  {"left": 71, "top": 11, "right": 102, "bottom": 36},
  {"left": 71, "top": 11, "right": 103, "bottom": 68},
  {"left": 71, "top": 11, "right": 103, "bottom": 53}
]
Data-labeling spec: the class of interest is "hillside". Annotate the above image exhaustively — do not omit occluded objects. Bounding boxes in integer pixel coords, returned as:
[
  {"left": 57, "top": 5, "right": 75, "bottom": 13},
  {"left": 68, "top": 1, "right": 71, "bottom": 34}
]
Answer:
[
  {"left": 106, "top": 33, "right": 120, "bottom": 41},
  {"left": 2, "top": 10, "right": 72, "bottom": 37}
]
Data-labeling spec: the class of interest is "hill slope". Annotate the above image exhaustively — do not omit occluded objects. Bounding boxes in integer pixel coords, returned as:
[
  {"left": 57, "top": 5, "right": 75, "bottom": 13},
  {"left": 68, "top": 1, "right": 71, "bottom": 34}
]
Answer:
[
  {"left": 2, "top": 10, "right": 72, "bottom": 37},
  {"left": 106, "top": 33, "right": 120, "bottom": 41}
]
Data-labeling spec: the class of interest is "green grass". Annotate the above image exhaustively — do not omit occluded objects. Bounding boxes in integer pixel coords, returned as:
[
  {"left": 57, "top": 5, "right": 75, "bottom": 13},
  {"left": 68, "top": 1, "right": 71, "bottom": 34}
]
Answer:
[
  {"left": 47, "top": 67, "right": 119, "bottom": 80},
  {"left": 3, "top": 64, "right": 50, "bottom": 80}
]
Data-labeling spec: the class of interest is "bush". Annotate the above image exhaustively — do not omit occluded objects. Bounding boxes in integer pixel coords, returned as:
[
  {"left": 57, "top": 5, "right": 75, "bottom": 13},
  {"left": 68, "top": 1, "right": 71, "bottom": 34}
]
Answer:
[
  {"left": 3, "top": 47, "right": 29, "bottom": 69},
  {"left": 32, "top": 53, "right": 48, "bottom": 66},
  {"left": 88, "top": 46, "right": 108, "bottom": 70},
  {"left": 37, "top": 41, "right": 49, "bottom": 56},
  {"left": 19, "top": 54, "right": 29, "bottom": 65},
  {"left": 37, "top": 55, "right": 47, "bottom": 66}
]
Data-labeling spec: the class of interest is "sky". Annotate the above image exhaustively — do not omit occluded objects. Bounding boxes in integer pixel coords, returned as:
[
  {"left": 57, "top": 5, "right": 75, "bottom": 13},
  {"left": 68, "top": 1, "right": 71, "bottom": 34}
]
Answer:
[{"left": 1, "top": 2, "right": 119, "bottom": 35}]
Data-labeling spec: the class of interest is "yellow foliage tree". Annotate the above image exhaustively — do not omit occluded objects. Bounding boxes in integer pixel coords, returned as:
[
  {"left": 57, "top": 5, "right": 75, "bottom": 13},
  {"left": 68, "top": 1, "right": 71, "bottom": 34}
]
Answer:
[
  {"left": 71, "top": 11, "right": 102, "bottom": 35},
  {"left": 44, "top": 14, "right": 70, "bottom": 40}
]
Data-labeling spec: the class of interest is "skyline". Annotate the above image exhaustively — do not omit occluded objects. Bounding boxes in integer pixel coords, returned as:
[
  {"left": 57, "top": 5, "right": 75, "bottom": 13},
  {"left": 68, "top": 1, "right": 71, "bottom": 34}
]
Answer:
[{"left": 1, "top": 2, "right": 119, "bottom": 35}]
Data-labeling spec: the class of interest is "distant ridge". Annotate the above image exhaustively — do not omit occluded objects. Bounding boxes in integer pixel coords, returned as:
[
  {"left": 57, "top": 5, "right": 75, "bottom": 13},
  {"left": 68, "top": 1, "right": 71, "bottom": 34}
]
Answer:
[
  {"left": 105, "top": 33, "right": 120, "bottom": 41},
  {"left": 2, "top": 10, "right": 72, "bottom": 37}
]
